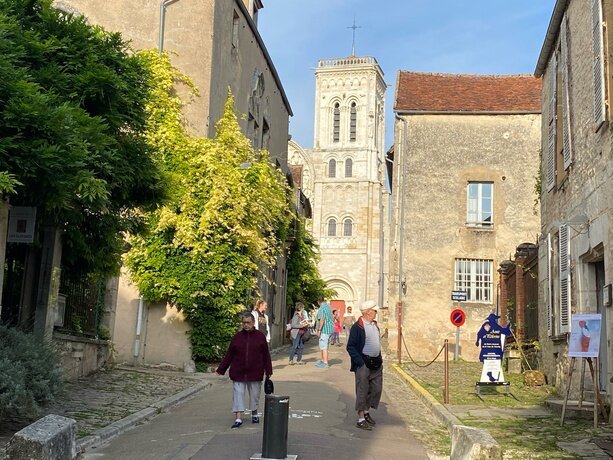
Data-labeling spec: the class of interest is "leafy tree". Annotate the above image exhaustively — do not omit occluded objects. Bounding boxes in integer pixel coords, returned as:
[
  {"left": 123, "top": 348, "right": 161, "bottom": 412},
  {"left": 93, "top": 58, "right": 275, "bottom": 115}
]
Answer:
[
  {"left": 126, "top": 51, "right": 292, "bottom": 361},
  {"left": 286, "top": 217, "right": 335, "bottom": 310},
  {"left": 0, "top": 0, "right": 165, "bottom": 276}
]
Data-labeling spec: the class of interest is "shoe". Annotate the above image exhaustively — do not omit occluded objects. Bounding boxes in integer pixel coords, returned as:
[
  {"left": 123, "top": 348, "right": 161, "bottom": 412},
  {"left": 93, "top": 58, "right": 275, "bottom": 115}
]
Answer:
[
  {"left": 252, "top": 416, "right": 259, "bottom": 423},
  {"left": 289, "top": 360, "right": 295, "bottom": 365},
  {"left": 231, "top": 420, "right": 243, "bottom": 429},
  {"left": 297, "top": 361, "right": 306, "bottom": 365},
  {"left": 315, "top": 361, "right": 329, "bottom": 368},
  {"left": 364, "top": 413, "right": 376, "bottom": 425},
  {"left": 356, "top": 420, "right": 372, "bottom": 430}
]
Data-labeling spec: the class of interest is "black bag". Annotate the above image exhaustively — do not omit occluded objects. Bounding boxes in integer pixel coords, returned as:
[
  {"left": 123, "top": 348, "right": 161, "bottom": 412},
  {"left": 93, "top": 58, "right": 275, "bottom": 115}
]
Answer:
[
  {"left": 264, "top": 376, "right": 274, "bottom": 395},
  {"left": 363, "top": 354, "right": 382, "bottom": 370},
  {"left": 301, "top": 328, "right": 312, "bottom": 343}
]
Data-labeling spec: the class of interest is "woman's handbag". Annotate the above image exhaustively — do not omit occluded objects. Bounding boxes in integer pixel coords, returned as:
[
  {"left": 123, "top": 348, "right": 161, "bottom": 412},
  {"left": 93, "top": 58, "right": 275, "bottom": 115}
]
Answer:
[
  {"left": 264, "top": 376, "right": 274, "bottom": 395},
  {"left": 301, "top": 328, "right": 312, "bottom": 343}
]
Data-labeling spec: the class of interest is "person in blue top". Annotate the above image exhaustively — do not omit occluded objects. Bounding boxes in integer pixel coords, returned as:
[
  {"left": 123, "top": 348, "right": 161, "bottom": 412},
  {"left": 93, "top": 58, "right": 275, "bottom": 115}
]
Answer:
[{"left": 314, "top": 297, "right": 334, "bottom": 368}]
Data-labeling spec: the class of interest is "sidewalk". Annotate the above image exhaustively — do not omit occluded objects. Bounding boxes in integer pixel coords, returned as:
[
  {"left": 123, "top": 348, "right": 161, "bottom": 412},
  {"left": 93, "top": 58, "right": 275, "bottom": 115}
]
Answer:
[{"left": 76, "top": 342, "right": 439, "bottom": 459}]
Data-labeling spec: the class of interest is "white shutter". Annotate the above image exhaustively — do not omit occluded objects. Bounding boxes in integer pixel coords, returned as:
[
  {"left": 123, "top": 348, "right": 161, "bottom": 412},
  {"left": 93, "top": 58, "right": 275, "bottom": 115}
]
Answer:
[
  {"left": 561, "top": 14, "right": 573, "bottom": 169},
  {"left": 559, "top": 224, "right": 571, "bottom": 333},
  {"left": 546, "top": 233, "right": 553, "bottom": 336},
  {"left": 592, "top": 0, "right": 606, "bottom": 126},
  {"left": 546, "top": 54, "right": 557, "bottom": 192}
]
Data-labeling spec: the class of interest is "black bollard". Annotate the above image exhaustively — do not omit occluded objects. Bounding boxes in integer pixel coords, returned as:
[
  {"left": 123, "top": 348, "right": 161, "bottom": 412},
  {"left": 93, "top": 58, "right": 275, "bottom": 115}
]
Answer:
[{"left": 262, "top": 394, "right": 289, "bottom": 459}]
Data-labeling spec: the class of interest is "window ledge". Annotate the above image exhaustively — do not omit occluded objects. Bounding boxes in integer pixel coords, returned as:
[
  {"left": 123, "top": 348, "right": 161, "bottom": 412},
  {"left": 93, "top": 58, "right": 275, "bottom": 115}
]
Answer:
[{"left": 465, "top": 223, "right": 494, "bottom": 231}]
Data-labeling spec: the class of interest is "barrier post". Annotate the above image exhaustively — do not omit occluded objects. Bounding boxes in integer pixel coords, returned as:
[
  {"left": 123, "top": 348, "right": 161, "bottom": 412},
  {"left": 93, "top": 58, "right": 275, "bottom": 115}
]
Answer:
[
  {"left": 397, "top": 301, "right": 403, "bottom": 364},
  {"left": 261, "top": 395, "right": 290, "bottom": 459},
  {"left": 444, "top": 339, "right": 449, "bottom": 404}
]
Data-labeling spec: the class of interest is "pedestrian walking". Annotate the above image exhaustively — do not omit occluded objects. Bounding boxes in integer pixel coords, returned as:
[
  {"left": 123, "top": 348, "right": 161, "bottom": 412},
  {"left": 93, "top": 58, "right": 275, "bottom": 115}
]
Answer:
[
  {"left": 314, "top": 297, "right": 334, "bottom": 368},
  {"left": 251, "top": 299, "right": 271, "bottom": 345},
  {"left": 216, "top": 312, "right": 273, "bottom": 429},
  {"left": 343, "top": 306, "right": 355, "bottom": 342},
  {"left": 288, "top": 302, "right": 308, "bottom": 365},
  {"left": 346, "top": 300, "right": 383, "bottom": 431}
]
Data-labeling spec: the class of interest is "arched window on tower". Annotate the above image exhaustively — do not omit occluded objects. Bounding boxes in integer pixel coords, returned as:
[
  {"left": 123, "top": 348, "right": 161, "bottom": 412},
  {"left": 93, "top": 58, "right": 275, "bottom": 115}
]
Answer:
[
  {"left": 333, "top": 103, "right": 340, "bottom": 142},
  {"left": 343, "top": 218, "right": 353, "bottom": 237},
  {"left": 329, "top": 159, "right": 336, "bottom": 178},
  {"left": 345, "top": 158, "right": 353, "bottom": 178},
  {"left": 349, "top": 102, "right": 357, "bottom": 142},
  {"left": 327, "top": 218, "right": 337, "bottom": 236}
]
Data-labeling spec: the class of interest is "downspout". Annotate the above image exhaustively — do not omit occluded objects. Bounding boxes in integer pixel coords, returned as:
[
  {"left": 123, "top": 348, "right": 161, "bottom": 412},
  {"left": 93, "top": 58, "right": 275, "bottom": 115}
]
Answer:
[
  {"left": 133, "top": 297, "right": 144, "bottom": 367},
  {"left": 158, "top": 0, "right": 180, "bottom": 55}
]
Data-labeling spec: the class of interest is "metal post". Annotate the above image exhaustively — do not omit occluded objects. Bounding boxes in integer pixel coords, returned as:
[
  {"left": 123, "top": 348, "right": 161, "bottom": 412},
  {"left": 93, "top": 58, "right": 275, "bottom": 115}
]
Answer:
[
  {"left": 262, "top": 395, "right": 290, "bottom": 459},
  {"left": 454, "top": 326, "right": 460, "bottom": 361},
  {"left": 133, "top": 297, "right": 144, "bottom": 367},
  {"left": 397, "top": 301, "right": 403, "bottom": 364},
  {"left": 444, "top": 339, "right": 449, "bottom": 404}
]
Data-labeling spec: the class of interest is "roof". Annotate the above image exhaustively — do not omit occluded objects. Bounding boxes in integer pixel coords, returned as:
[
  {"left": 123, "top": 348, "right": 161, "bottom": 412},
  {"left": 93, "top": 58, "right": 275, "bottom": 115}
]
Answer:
[
  {"left": 394, "top": 71, "right": 542, "bottom": 114},
  {"left": 534, "top": 0, "right": 568, "bottom": 76}
]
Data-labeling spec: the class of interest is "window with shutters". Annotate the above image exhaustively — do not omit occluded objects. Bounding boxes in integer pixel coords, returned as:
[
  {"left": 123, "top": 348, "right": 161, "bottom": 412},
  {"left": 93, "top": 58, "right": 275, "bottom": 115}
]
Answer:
[
  {"left": 546, "top": 228, "right": 571, "bottom": 336},
  {"left": 454, "top": 258, "right": 493, "bottom": 303},
  {"left": 558, "top": 224, "right": 571, "bottom": 333},
  {"left": 560, "top": 14, "right": 573, "bottom": 175},
  {"left": 345, "top": 158, "right": 353, "bottom": 178},
  {"left": 328, "top": 159, "right": 336, "bottom": 178},
  {"left": 232, "top": 11, "right": 239, "bottom": 49},
  {"left": 466, "top": 182, "right": 493, "bottom": 227},
  {"left": 327, "top": 218, "right": 337, "bottom": 237},
  {"left": 592, "top": 0, "right": 606, "bottom": 128},
  {"left": 349, "top": 102, "right": 357, "bottom": 142},
  {"left": 333, "top": 103, "right": 340, "bottom": 142},
  {"left": 546, "top": 52, "right": 558, "bottom": 193}
]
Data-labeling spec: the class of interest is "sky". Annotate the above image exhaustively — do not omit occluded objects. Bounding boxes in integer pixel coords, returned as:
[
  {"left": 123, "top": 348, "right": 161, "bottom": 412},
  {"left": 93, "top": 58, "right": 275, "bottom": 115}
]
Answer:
[{"left": 258, "top": 0, "right": 557, "bottom": 151}]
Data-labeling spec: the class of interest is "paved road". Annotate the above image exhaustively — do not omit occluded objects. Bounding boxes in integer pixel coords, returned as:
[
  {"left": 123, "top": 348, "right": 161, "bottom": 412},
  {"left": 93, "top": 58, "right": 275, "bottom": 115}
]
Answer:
[{"left": 83, "top": 342, "right": 435, "bottom": 460}]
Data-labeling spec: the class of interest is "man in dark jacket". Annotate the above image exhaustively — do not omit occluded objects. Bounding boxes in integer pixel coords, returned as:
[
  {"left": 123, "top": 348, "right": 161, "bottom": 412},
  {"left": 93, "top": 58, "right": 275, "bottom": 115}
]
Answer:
[
  {"left": 346, "top": 300, "right": 382, "bottom": 431},
  {"left": 216, "top": 312, "right": 273, "bottom": 428}
]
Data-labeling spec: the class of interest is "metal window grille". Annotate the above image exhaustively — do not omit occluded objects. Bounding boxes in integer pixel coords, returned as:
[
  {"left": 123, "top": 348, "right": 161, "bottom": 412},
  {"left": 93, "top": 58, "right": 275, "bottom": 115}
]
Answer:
[{"left": 454, "top": 258, "right": 493, "bottom": 303}]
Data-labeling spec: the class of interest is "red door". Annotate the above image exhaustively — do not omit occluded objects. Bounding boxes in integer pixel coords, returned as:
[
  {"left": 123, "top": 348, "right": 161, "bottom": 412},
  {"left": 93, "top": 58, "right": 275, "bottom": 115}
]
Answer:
[{"left": 330, "top": 300, "right": 346, "bottom": 318}]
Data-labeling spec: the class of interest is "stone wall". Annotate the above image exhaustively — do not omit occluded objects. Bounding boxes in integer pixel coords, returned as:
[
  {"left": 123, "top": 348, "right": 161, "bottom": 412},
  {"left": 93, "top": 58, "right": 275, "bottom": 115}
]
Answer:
[{"left": 54, "top": 333, "right": 110, "bottom": 381}]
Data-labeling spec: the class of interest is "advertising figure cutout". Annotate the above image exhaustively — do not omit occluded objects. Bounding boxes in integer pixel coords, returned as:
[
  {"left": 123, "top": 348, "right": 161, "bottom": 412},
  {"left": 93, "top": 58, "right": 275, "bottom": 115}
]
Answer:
[{"left": 475, "top": 313, "right": 511, "bottom": 383}]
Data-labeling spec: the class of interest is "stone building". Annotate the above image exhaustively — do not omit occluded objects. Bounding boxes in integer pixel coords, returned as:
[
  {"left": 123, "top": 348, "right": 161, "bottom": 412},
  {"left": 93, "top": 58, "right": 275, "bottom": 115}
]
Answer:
[
  {"left": 288, "top": 55, "right": 388, "bottom": 318},
  {"left": 388, "top": 72, "right": 542, "bottom": 361},
  {"left": 54, "top": 0, "right": 293, "bottom": 366},
  {"left": 535, "top": 0, "right": 613, "bottom": 401}
]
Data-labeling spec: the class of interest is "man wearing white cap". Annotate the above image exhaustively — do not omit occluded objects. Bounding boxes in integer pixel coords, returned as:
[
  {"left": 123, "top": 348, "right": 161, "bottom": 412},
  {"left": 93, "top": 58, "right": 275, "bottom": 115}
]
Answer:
[{"left": 346, "top": 300, "right": 383, "bottom": 431}]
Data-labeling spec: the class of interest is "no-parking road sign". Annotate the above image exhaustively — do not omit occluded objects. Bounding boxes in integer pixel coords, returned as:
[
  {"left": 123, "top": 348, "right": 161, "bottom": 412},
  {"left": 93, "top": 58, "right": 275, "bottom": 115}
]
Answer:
[{"left": 450, "top": 308, "right": 466, "bottom": 327}]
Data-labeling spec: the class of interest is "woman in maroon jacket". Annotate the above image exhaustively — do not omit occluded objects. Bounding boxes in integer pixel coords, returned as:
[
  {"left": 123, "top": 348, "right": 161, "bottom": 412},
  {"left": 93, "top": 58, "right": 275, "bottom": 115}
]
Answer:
[{"left": 216, "top": 312, "right": 273, "bottom": 429}]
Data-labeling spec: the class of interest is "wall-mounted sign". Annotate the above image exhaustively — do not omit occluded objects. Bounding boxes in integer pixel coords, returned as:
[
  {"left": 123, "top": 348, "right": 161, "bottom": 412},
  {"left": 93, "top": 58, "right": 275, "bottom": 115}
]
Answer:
[
  {"left": 451, "top": 290, "right": 467, "bottom": 302},
  {"left": 7, "top": 207, "right": 36, "bottom": 243},
  {"left": 568, "top": 314, "right": 601, "bottom": 358}
]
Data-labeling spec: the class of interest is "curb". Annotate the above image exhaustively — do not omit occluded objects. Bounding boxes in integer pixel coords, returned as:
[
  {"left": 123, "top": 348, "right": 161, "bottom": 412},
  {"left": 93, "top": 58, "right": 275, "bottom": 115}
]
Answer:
[
  {"left": 392, "top": 363, "right": 462, "bottom": 431},
  {"left": 76, "top": 379, "right": 212, "bottom": 452}
]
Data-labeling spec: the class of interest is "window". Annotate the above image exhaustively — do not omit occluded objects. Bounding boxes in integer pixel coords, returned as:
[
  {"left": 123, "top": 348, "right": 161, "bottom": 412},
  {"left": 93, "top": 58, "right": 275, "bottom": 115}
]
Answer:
[
  {"left": 349, "top": 102, "right": 357, "bottom": 142},
  {"left": 454, "top": 259, "right": 493, "bottom": 303},
  {"left": 546, "top": 227, "right": 571, "bottom": 336},
  {"left": 328, "top": 159, "right": 336, "bottom": 178},
  {"left": 333, "top": 103, "right": 340, "bottom": 142},
  {"left": 343, "top": 218, "right": 353, "bottom": 236},
  {"left": 262, "top": 119, "right": 270, "bottom": 150},
  {"left": 327, "top": 218, "right": 337, "bottom": 236},
  {"left": 232, "top": 11, "right": 239, "bottom": 49},
  {"left": 593, "top": 0, "right": 606, "bottom": 127},
  {"left": 345, "top": 158, "right": 353, "bottom": 177},
  {"left": 466, "top": 182, "right": 492, "bottom": 227}
]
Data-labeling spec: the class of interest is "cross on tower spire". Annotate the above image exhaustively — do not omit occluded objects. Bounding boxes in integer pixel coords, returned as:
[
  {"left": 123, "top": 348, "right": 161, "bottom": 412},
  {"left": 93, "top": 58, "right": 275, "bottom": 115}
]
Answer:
[{"left": 347, "top": 16, "right": 361, "bottom": 56}]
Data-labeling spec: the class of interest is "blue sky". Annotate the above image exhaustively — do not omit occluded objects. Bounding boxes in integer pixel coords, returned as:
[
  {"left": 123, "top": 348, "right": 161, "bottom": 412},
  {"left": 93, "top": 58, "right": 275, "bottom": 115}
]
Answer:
[{"left": 258, "top": 1, "right": 556, "bottom": 150}]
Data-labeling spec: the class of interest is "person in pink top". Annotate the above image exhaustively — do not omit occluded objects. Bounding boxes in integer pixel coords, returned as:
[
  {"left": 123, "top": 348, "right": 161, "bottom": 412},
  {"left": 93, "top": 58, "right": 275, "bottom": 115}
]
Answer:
[{"left": 330, "top": 309, "right": 343, "bottom": 346}]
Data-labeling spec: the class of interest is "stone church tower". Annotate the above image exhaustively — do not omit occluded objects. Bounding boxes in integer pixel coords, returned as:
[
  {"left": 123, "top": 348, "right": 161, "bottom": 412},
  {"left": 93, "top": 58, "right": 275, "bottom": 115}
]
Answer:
[{"left": 289, "top": 55, "right": 387, "bottom": 315}]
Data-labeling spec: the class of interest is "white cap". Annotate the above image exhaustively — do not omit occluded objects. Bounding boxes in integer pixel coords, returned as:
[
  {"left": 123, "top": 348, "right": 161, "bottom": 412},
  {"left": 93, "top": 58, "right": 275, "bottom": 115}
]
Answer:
[{"left": 360, "top": 300, "right": 379, "bottom": 312}]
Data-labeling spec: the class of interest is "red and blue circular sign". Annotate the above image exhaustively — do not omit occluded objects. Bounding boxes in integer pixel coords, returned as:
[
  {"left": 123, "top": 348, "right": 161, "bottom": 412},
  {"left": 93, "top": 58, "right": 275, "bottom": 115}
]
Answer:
[{"left": 450, "top": 308, "right": 466, "bottom": 327}]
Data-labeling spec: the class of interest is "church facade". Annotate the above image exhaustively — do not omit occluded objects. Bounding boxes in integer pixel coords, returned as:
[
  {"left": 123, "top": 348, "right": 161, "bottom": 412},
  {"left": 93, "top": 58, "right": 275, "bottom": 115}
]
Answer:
[{"left": 289, "top": 56, "right": 388, "bottom": 317}]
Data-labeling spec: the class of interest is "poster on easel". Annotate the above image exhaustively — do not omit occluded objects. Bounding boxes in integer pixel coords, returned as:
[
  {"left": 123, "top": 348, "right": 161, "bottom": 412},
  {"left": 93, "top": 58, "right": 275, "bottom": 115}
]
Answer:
[{"left": 568, "top": 314, "right": 601, "bottom": 358}]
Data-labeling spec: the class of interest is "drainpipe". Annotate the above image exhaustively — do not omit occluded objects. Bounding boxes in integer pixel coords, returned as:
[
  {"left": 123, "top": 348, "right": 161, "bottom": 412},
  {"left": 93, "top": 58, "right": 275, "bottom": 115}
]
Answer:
[
  {"left": 158, "top": 0, "right": 180, "bottom": 55},
  {"left": 133, "top": 297, "right": 144, "bottom": 367}
]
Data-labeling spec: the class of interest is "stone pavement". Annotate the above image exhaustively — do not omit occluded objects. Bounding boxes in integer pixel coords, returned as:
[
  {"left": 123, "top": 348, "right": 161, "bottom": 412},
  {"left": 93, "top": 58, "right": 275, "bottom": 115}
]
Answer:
[{"left": 76, "top": 342, "right": 445, "bottom": 459}]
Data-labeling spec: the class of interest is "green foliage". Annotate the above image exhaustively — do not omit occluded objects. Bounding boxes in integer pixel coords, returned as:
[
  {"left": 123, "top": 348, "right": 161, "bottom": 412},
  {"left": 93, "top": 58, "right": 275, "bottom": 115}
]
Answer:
[
  {"left": 0, "top": 325, "right": 63, "bottom": 418},
  {"left": 286, "top": 217, "right": 335, "bottom": 309},
  {"left": 0, "top": 171, "right": 21, "bottom": 195},
  {"left": 126, "top": 52, "right": 292, "bottom": 361},
  {"left": 0, "top": 0, "right": 165, "bottom": 276}
]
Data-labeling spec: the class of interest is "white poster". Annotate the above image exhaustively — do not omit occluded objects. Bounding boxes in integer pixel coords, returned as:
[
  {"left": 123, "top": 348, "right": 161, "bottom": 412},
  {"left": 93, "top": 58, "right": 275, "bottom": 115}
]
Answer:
[
  {"left": 7, "top": 207, "right": 36, "bottom": 243},
  {"left": 568, "top": 314, "right": 601, "bottom": 358}
]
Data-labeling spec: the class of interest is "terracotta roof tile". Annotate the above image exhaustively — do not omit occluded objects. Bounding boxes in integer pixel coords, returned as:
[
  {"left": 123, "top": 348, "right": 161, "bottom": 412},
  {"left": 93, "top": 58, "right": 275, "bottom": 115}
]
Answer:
[{"left": 394, "top": 72, "right": 542, "bottom": 113}]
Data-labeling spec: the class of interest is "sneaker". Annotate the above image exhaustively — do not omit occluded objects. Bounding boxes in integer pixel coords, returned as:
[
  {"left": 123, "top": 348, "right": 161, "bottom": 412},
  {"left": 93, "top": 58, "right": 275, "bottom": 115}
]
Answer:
[
  {"left": 297, "top": 361, "right": 306, "bottom": 365},
  {"left": 231, "top": 420, "right": 243, "bottom": 429},
  {"left": 364, "top": 413, "right": 376, "bottom": 426},
  {"left": 314, "top": 361, "right": 329, "bottom": 368},
  {"left": 356, "top": 420, "right": 372, "bottom": 431},
  {"left": 289, "top": 360, "right": 295, "bottom": 365},
  {"left": 252, "top": 416, "right": 259, "bottom": 423}
]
